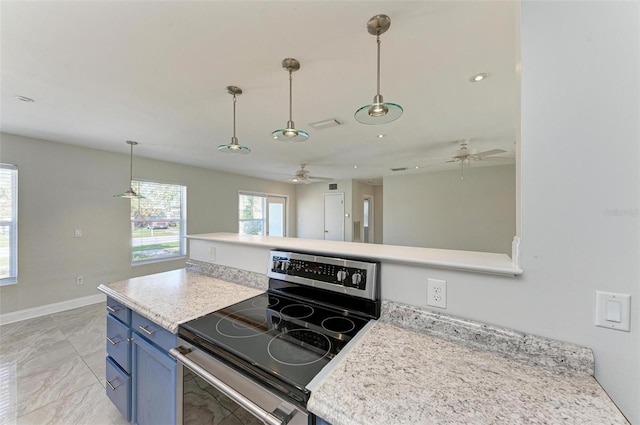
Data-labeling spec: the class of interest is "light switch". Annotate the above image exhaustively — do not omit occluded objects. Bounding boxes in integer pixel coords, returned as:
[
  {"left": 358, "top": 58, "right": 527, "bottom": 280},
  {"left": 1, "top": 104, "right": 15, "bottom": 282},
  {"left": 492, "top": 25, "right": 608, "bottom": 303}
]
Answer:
[
  {"left": 605, "top": 300, "right": 622, "bottom": 322},
  {"left": 595, "top": 291, "right": 631, "bottom": 332}
]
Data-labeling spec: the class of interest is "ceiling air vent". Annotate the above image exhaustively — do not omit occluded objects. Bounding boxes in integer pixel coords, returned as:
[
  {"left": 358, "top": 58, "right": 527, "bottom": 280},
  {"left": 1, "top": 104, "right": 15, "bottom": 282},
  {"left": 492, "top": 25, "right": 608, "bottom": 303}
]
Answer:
[{"left": 309, "top": 118, "right": 341, "bottom": 130}]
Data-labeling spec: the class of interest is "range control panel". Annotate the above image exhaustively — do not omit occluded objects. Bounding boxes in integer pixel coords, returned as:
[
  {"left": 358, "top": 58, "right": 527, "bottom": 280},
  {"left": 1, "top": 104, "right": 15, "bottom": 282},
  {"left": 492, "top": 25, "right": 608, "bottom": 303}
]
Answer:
[
  {"left": 271, "top": 256, "right": 367, "bottom": 290},
  {"left": 267, "top": 251, "right": 379, "bottom": 301}
]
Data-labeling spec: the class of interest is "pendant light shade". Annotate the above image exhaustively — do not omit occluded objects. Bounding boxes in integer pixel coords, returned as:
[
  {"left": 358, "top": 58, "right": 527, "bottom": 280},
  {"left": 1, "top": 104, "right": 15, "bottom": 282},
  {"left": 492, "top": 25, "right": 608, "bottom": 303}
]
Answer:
[
  {"left": 355, "top": 14, "right": 403, "bottom": 125},
  {"left": 272, "top": 58, "right": 309, "bottom": 142},
  {"left": 114, "top": 140, "right": 145, "bottom": 199},
  {"left": 218, "top": 86, "right": 251, "bottom": 154}
]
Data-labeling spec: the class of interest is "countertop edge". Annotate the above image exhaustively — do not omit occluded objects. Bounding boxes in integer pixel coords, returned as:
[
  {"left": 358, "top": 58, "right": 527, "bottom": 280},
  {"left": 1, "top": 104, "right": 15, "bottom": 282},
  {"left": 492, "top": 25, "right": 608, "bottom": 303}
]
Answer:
[{"left": 186, "top": 233, "right": 523, "bottom": 276}]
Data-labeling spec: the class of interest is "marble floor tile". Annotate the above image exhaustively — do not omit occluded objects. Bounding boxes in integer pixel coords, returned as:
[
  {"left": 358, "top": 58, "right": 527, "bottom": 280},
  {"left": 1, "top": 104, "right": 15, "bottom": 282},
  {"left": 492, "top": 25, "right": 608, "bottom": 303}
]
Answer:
[
  {"left": 0, "top": 316, "right": 58, "bottom": 341},
  {"left": 82, "top": 348, "right": 107, "bottom": 387},
  {"left": 0, "top": 329, "right": 79, "bottom": 378},
  {"left": 64, "top": 320, "right": 106, "bottom": 357},
  {"left": 14, "top": 352, "right": 97, "bottom": 416},
  {"left": 48, "top": 303, "right": 105, "bottom": 327},
  {"left": 1, "top": 303, "right": 131, "bottom": 425},
  {"left": 15, "top": 382, "right": 129, "bottom": 425}
]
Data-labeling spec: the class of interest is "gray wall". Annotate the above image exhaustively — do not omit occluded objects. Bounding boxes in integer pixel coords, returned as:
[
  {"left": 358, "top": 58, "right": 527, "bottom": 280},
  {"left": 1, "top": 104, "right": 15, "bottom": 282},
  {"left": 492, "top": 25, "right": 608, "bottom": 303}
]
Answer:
[
  {"left": 0, "top": 133, "right": 296, "bottom": 313},
  {"left": 384, "top": 165, "right": 516, "bottom": 254},
  {"left": 295, "top": 179, "right": 382, "bottom": 243}
]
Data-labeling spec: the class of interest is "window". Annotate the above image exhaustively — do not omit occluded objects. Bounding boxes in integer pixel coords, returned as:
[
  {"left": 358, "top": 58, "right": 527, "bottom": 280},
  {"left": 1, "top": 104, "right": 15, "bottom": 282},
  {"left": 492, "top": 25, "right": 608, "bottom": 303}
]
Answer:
[
  {"left": 238, "top": 192, "right": 286, "bottom": 237},
  {"left": 131, "top": 180, "right": 186, "bottom": 264},
  {"left": 0, "top": 164, "right": 18, "bottom": 285}
]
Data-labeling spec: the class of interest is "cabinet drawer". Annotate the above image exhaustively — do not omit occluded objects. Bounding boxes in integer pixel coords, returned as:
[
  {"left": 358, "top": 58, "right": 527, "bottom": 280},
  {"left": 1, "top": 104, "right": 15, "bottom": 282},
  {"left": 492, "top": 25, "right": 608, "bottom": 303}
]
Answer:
[
  {"left": 106, "top": 297, "right": 131, "bottom": 325},
  {"left": 132, "top": 311, "right": 177, "bottom": 352},
  {"left": 106, "top": 315, "right": 131, "bottom": 372},
  {"left": 106, "top": 356, "right": 131, "bottom": 422}
]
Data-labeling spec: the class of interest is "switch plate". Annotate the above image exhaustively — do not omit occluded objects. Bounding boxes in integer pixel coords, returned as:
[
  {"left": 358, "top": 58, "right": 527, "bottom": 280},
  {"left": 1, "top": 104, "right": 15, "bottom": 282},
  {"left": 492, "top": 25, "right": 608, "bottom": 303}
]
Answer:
[
  {"left": 427, "top": 278, "right": 447, "bottom": 309},
  {"left": 595, "top": 291, "right": 630, "bottom": 332},
  {"left": 74, "top": 229, "right": 83, "bottom": 238},
  {"left": 76, "top": 276, "right": 84, "bottom": 285}
]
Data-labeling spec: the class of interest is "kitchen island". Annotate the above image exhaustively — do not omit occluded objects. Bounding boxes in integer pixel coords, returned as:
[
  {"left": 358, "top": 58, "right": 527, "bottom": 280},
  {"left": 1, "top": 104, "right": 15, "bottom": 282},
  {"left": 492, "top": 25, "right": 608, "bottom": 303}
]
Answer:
[{"left": 99, "top": 267, "right": 628, "bottom": 424}]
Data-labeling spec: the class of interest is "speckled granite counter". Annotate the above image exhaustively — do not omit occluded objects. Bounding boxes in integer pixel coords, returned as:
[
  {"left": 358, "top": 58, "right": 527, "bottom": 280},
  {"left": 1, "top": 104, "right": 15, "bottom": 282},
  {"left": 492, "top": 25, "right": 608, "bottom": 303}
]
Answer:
[
  {"left": 97, "top": 268, "right": 262, "bottom": 333},
  {"left": 308, "top": 314, "right": 629, "bottom": 424},
  {"left": 98, "top": 268, "right": 628, "bottom": 424}
]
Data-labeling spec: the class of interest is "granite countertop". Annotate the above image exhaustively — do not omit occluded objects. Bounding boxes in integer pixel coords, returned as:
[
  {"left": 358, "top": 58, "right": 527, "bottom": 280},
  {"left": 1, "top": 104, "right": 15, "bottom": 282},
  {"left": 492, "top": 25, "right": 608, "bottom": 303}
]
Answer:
[
  {"left": 307, "top": 321, "right": 629, "bottom": 425},
  {"left": 99, "top": 267, "right": 628, "bottom": 424},
  {"left": 97, "top": 268, "right": 262, "bottom": 333}
]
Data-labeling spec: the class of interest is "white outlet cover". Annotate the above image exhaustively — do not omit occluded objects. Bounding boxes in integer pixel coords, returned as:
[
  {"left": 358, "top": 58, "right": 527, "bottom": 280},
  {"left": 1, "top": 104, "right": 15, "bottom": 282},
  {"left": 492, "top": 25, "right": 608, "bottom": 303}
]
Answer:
[
  {"left": 427, "top": 278, "right": 447, "bottom": 309},
  {"left": 595, "top": 291, "right": 631, "bottom": 332}
]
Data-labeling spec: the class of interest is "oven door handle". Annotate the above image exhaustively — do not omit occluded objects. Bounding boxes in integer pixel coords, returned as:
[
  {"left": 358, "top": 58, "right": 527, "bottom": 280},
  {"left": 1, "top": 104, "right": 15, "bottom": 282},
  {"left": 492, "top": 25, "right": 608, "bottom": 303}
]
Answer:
[{"left": 169, "top": 347, "right": 286, "bottom": 425}]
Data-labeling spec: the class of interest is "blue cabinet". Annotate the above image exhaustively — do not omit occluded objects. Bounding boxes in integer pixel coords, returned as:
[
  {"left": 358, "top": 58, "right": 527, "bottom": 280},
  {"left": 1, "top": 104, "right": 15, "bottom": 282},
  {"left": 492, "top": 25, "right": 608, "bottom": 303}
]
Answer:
[
  {"left": 105, "top": 297, "right": 177, "bottom": 425},
  {"left": 106, "top": 356, "right": 132, "bottom": 421},
  {"left": 131, "top": 336, "right": 177, "bottom": 425}
]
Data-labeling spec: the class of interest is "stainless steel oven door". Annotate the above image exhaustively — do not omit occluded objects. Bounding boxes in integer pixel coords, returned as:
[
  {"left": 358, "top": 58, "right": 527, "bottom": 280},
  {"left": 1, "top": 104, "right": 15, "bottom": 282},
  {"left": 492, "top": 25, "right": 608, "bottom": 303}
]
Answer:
[{"left": 170, "top": 341, "right": 310, "bottom": 425}]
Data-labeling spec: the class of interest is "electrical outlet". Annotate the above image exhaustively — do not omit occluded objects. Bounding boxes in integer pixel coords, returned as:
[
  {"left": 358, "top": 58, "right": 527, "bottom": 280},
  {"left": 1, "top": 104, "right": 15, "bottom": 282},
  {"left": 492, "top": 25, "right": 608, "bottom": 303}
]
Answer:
[
  {"left": 74, "top": 228, "right": 83, "bottom": 238},
  {"left": 427, "top": 278, "right": 447, "bottom": 308},
  {"left": 76, "top": 276, "right": 84, "bottom": 285}
]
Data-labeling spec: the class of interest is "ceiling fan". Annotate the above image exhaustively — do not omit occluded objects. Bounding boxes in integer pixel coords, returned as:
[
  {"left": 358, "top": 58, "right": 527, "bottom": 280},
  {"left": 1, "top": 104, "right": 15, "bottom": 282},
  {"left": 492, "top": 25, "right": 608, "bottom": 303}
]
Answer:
[
  {"left": 444, "top": 139, "right": 507, "bottom": 179},
  {"left": 447, "top": 139, "right": 507, "bottom": 163},
  {"left": 289, "top": 164, "right": 333, "bottom": 184}
]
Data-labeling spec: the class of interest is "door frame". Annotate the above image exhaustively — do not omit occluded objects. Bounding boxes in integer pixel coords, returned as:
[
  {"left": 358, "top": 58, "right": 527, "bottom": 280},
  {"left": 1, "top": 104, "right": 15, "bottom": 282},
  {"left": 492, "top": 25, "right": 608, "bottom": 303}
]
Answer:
[{"left": 323, "top": 192, "right": 344, "bottom": 241}]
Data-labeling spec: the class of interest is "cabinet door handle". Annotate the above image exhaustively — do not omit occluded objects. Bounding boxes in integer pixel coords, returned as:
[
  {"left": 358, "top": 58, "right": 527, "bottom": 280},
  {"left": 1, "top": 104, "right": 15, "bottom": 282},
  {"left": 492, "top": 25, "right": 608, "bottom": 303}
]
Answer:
[
  {"left": 106, "top": 336, "right": 120, "bottom": 345},
  {"left": 106, "top": 379, "right": 121, "bottom": 391},
  {"left": 106, "top": 305, "right": 121, "bottom": 313},
  {"left": 138, "top": 325, "right": 155, "bottom": 335}
]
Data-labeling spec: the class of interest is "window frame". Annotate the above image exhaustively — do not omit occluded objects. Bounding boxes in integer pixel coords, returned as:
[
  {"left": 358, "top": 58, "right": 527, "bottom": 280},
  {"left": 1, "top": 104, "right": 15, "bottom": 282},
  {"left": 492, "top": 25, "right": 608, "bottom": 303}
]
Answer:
[
  {"left": 238, "top": 191, "right": 288, "bottom": 237},
  {"left": 0, "top": 164, "right": 18, "bottom": 285},
  {"left": 130, "top": 179, "right": 187, "bottom": 265}
]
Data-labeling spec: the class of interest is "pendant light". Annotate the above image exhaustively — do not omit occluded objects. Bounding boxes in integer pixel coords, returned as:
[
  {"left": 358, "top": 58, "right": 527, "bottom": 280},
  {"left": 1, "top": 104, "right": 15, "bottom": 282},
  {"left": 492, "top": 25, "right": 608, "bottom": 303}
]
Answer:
[
  {"left": 218, "top": 86, "right": 251, "bottom": 154},
  {"left": 355, "top": 14, "right": 403, "bottom": 125},
  {"left": 272, "top": 58, "right": 309, "bottom": 142},
  {"left": 114, "top": 140, "right": 145, "bottom": 199}
]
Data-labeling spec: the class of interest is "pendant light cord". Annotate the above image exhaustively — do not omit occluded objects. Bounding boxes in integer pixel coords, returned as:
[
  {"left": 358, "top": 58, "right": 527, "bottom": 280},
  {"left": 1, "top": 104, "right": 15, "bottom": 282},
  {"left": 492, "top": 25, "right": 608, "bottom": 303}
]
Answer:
[
  {"left": 376, "top": 33, "right": 381, "bottom": 97},
  {"left": 129, "top": 142, "right": 134, "bottom": 182},
  {"left": 233, "top": 93, "right": 237, "bottom": 139},
  {"left": 289, "top": 69, "right": 293, "bottom": 122}
]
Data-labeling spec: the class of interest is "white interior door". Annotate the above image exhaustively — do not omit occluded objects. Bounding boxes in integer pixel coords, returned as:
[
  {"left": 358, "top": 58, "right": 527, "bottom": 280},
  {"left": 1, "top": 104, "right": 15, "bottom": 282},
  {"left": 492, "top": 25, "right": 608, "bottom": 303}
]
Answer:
[
  {"left": 266, "top": 196, "right": 285, "bottom": 237},
  {"left": 323, "top": 193, "right": 344, "bottom": 241}
]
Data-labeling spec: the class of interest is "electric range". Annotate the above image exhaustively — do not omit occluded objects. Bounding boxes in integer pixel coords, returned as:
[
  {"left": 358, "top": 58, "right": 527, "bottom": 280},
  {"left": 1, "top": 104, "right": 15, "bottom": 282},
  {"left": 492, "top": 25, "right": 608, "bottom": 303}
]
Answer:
[{"left": 172, "top": 250, "right": 380, "bottom": 425}]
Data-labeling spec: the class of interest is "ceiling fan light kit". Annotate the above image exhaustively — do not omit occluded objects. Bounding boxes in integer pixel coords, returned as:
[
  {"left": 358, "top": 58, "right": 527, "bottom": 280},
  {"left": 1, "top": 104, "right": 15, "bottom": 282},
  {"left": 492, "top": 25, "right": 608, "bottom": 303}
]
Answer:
[
  {"left": 289, "top": 163, "right": 333, "bottom": 184},
  {"left": 355, "top": 14, "right": 403, "bottom": 125},
  {"left": 218, "top": 86, "right": 251, "bottom": 154},
  {"left": 445, "top": 139, "right": 507, "bottom": 180},
  {"left": 272, "top": 58, "right": 310, "bottom": 142},
  {"left": 114, "top": 140, "right": 145, "bottom": 199}
]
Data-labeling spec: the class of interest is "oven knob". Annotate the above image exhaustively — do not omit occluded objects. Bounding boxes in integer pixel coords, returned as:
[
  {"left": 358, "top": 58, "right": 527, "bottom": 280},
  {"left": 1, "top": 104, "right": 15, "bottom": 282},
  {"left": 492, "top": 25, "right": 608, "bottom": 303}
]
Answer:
[
  {"left": 352, "top": 273, "right": 362, "bottom": 285},
  {"left": 336, "top": 270, "right": 347, "bottom": 282},
  {"left": 273, "top": 260, "right": 281, "bottom": 270},
  {"left": 282, "top": 262, "right": 290, "bottom": 271}
]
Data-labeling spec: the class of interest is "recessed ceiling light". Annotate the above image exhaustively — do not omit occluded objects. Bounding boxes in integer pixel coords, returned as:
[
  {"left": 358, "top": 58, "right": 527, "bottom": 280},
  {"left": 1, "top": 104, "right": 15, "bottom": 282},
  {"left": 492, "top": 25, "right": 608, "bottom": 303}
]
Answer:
[
  {"left": 469, "top": 73, "right": 487, "bottom": 83},
  {"left": 377, "top": 134, "right": 385, "bottom": 139},
  {"left": 15, "top": 95, "right": 35, "bottom": 103},
  {"left": 354, "top": 165, "right": 359, "bottom": 169}
]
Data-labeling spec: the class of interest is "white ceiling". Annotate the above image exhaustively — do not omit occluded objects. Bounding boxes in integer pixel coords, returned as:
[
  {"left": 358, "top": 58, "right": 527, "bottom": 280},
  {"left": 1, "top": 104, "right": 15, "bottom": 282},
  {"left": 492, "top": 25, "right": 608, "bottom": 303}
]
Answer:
[{"left": 0, "top": 1, "right": 518, "bottom": 184}]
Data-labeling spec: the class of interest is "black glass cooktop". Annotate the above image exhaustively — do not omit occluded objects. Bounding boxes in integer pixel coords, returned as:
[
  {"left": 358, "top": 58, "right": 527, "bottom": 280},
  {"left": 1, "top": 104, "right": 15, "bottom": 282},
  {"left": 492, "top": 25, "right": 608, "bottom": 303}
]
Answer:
[{"left": 179, "top": 291, "right": 370, "bottom": 404}]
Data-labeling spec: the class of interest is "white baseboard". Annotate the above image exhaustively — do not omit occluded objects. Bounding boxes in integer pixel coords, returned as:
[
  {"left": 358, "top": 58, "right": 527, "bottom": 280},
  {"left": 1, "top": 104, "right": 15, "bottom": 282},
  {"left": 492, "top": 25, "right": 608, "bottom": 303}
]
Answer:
[{"left": 0, "top": 293, "right": 106, "bottom": 325}]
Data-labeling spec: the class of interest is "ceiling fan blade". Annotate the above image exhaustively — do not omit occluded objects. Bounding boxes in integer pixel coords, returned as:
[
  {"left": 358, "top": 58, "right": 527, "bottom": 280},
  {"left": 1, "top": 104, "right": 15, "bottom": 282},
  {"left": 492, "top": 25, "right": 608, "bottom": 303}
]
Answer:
[
  {"left": 307, "top": 176, "right": 333, "bottom": 181},
  {"left": 475, "top": 149, "right": 507, "bottom": 159}
]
